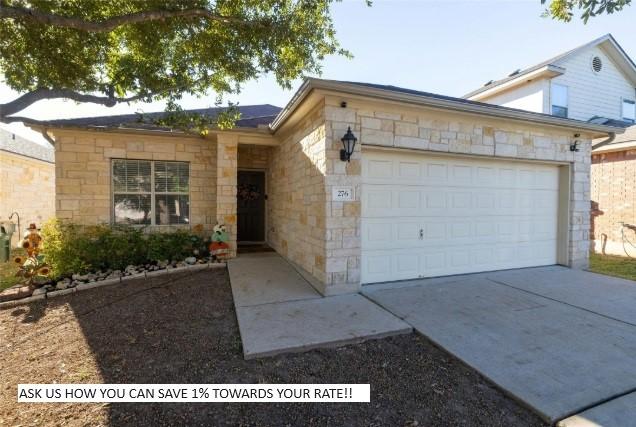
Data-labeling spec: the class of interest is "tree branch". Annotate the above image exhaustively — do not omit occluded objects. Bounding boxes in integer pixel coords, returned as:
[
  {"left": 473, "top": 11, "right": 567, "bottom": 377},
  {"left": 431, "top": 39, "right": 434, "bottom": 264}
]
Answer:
[
  {"left": 0, "top": 88, "right": 149, "bottom": 120},
  {"left": 0, "top": 4, "right": 249, "bottom": 31}
]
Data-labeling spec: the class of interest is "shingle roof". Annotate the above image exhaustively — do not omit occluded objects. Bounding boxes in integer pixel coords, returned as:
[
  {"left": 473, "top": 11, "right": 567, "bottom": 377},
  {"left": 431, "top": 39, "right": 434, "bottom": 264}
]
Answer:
[
  {"left": 587, "top": 116, "right": 634, "bottom": 128},
  {"left": 463, "top": 34, "right": 636, "bottom": 99},
  {"left": 0, "top": 128, "right": 54, "bottom": 163},
  {"left": 330, "top": 80, "right": 625, "bottom": 131},
  {"left": 610, "top": 125, "right": 636, "bottom": 145},
  {"left": 44, "top": 104, "right": 282, "bottom": 131}
]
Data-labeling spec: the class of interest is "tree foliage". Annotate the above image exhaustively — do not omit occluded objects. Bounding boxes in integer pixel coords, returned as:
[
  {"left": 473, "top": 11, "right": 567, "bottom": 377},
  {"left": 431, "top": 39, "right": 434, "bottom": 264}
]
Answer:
[
  {"left": 542, "top": 0, "right": 632, "bottom": 22},
  {"left": 0, "top": 0, "right": 350, "bottom": 131}
]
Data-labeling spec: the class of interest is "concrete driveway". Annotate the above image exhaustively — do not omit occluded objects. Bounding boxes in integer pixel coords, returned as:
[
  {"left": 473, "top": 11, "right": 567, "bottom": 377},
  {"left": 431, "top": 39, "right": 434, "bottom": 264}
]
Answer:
[{"left": 363, "top": 266, "right": 636, "bottom": 425}]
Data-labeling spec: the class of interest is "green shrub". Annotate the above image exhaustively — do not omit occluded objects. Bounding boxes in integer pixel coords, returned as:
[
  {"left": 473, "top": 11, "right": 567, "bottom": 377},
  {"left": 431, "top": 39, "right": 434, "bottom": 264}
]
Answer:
[
  {"left": 41, "top": 219, "right": 208, "bottom": 277},
  {"left": 41, "top": 218, "right": 91, "bottom": 277},
  {"left": 146, "top": 231, "right": 209, "bottom": 262}
]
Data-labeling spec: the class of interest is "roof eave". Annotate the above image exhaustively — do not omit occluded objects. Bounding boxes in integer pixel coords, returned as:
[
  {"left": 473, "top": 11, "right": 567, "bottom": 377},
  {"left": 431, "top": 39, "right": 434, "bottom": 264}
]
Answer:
[
  {"left": 271, "top": 79, "right": 622, "bottom": 137},
  {"left": 466, "top": 65, "right": 565, "bottom": 100},
  {"left": 599, "top": 35, "right": 636, "bottom": 85},
  {"left": 593, "top": 140, "right": 636, "bottom": 153},
  {"left": 27, "top": 123, "right": 274, "bottom": 138}
]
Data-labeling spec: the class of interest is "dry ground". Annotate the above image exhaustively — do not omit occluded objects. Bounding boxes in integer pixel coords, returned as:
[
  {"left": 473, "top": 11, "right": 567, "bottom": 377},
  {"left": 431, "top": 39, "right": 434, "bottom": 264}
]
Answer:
[{"left": 0, "top": 269, "right": 546, "bottom": 427}]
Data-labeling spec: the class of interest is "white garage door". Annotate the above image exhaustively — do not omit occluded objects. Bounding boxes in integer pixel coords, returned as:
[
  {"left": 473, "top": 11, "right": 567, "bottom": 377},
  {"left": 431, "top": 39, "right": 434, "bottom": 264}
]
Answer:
[{"left": 361, "top": 150, "right": 560, "bottom": 284}]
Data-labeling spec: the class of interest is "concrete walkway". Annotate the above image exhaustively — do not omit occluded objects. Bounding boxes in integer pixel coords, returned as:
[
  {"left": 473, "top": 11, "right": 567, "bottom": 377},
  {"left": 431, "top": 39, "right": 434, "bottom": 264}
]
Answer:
[
  {"left": 363, "top": 266, "right": 636, "bottom": 424},
  {"left": 228, "top": 253, "right": 411, "bottom": 359}
]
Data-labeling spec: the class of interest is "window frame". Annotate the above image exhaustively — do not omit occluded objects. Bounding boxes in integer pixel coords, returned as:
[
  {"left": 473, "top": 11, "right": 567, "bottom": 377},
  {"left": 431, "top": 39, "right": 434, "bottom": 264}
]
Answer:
[
  {"left": 550, "top": 83, "right": 569, "bottom": 118},
  {"left": 622, "top": 98, "right": 636, "bottom": 123},
  {"left": 111, "top": 159, "right": 191, "bottom": 226}
]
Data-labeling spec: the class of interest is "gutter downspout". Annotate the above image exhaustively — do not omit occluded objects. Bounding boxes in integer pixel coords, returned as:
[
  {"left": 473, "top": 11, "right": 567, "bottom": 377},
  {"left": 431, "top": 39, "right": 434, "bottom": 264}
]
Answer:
[
  {"left": 40, "top": 128, "right": 56, "bottom": 146},
  {"left": 592, "top": 132, "right": 616, "bottom": 151}
]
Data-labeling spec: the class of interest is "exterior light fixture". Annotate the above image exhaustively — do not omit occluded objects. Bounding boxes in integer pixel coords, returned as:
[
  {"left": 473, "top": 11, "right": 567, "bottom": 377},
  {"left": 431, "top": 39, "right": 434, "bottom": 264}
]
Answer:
[
  {"left": 570, "top": 133, "right": 580, "bottom": 152},
  {"left": 340, "top": 127, "right": 357, "bottom": 162}
]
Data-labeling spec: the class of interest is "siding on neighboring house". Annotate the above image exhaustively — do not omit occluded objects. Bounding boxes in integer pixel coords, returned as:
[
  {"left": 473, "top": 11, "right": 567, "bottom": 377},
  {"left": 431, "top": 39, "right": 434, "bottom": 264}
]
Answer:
[
  {"left": 480, "top": 78, "right": 549, "bottom": 114},
  {"left": 0, "top": 131, "right": 55, "bottom": 246},
  {"left": 551, "top": 45, "right": 635, "bottom": 122}
]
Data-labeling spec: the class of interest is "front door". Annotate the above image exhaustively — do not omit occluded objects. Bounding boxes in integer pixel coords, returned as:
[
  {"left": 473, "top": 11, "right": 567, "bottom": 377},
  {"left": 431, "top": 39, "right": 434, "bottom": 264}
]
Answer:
[{"left": 237, "top": 170, "right": 266, "bottom": 242}]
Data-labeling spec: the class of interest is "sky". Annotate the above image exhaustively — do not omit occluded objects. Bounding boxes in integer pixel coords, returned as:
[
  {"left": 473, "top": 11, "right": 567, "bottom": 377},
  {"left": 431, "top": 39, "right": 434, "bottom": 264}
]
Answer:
[{"left": 1, "top": 0, "right": 635, "bottom": 146}]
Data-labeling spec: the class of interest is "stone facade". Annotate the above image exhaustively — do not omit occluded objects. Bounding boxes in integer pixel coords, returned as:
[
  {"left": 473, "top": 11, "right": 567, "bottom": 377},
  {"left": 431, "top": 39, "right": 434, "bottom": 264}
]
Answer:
[
  {"left": 216, "top": 135, "right": 238, "bottom": 256},
  {"left": 321, "top": 95, "right": 593, "bottom": 275},
  {"left": 49, "top": 91, "right": 597, "bottom": 295},
  {"left": 238, "top": 144, "right": 270, "bottom": 170},
  {"left": 266, "top": 102, "right": 330, "bottom": 289},
  {"left": 591, "top": 150, "right": 636, "bottom": 256},
  {"left": 52, "top": 130, "right": 218, "bottom": 230},
  {"left": 0, "top": 150, "right": 55, "bottom": 246}
]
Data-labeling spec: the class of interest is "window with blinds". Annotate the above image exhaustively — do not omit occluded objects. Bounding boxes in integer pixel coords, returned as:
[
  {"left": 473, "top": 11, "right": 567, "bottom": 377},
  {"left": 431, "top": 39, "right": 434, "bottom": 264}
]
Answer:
[{"left": 112, "top": 159, "right": 190, "bottom": 225}]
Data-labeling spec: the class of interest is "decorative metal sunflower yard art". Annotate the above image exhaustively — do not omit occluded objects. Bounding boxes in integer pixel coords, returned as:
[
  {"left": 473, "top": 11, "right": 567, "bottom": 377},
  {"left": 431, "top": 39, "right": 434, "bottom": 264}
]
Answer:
[{"left": 14, "top": 223, "right": 50, "bottom": 288}]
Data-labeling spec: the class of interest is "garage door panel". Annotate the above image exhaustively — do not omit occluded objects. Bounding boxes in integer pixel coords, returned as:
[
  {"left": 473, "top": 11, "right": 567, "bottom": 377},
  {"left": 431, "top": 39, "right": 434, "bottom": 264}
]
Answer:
[
  {"left": 361, "top": 150, "right": 560, "bottom": 284},
  {"left": 475, "top": 166, "right": 497, "bottom": 186},
  {"left": 363, "top": 215, "right": 555, "bottom": 250},
  {"left": 397, "top": 160, "right": 421, "bottom": 180},
  {"left": 451, "top": 164, "right": 473, "bottom": 183},
  {"left": 426, "top": 162, "right": 448, "bottom": 182},
  {"left": 365, "top": 158, "right": 393, "bottom": 180},
  {"left": 498, "top": 168, "right": 516, "bottom": 186}
]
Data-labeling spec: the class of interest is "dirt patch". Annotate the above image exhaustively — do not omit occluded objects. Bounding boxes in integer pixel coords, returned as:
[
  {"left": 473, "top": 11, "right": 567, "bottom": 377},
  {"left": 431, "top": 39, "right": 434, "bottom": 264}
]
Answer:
[{"left": 0, "top": 269, "right": 546, "bottom": 426}]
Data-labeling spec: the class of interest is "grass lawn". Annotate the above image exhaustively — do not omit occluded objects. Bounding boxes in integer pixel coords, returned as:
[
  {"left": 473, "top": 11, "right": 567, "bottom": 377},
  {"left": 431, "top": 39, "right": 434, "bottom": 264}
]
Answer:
[
  {"left": 0, "top": 269, "right": 546, "bottom": 426},
  {"left": 0, "top": 248, "right": 27, "bottom": 291},
  {"left": 589, "top": 252, "right": 636, "bottom": 281}
]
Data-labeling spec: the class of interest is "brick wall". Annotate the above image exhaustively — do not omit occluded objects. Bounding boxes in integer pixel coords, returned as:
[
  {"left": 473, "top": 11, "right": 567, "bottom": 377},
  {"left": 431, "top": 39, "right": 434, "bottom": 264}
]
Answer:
[
  {"left": 0, "top": 150, "right": 55, "bottom": 246},
  {"left": 591, "top": 150, "right": 636, "bottom": 256},
  {"left": 53, "top": 130, "right": 217, "bottom": 230}
]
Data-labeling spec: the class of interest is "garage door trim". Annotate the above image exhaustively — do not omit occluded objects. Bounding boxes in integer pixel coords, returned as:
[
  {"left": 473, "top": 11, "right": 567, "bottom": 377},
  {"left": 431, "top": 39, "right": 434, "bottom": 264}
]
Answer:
[{"left": 360, "top": 147, "right": 571, "bottom": 284}]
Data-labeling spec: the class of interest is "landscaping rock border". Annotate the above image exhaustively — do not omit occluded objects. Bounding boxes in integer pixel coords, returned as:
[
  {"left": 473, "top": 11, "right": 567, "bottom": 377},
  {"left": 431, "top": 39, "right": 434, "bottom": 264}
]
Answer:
[{"left": 0, "top": 262, "right": 227, "bottom": 309}]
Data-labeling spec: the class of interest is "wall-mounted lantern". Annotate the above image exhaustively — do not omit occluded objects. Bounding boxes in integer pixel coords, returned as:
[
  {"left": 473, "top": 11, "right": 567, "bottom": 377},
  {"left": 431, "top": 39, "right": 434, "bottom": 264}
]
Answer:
[
  {"left": 340, "top": 127, "right": 357, "bottom": 162},
  {"left": 570, "top": 133, "right": 580, "bottom": 152}
]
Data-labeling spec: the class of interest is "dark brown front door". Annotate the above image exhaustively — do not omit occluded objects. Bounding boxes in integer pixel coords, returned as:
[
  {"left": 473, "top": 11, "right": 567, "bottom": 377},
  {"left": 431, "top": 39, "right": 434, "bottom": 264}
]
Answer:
[{"left": 237, "top": 170, "right": 265, "bottom": 242}]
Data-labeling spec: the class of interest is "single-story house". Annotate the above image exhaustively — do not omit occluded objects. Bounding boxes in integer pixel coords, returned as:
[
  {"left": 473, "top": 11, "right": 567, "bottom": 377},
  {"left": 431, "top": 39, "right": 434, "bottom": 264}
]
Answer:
[
  {"left": 30, "top": 79, "right": 622, "bottom": 295},
  {"left": 591, "top": 125, "right": 636, "bottom": 255},
  {"left": 0, "top": 128, "right": 55, "bottom": 246}
]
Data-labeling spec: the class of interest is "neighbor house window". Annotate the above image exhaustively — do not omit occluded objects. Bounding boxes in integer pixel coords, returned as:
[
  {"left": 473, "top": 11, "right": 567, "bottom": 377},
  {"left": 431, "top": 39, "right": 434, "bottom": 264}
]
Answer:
[
  {"left": 623, "top": 99, "right": 635, "bottom": 123},
  {"left": 112, "top": 159, "right": 190, "bottom": 225},
  {"left": 551, "top": 83, "right": 568, "bottom": 118}
]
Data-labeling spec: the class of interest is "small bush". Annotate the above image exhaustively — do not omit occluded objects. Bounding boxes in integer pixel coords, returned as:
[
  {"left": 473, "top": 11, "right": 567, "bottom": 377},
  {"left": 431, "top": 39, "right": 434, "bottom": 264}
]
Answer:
[
  {"left": 147, "top": 230, "right": 197, "bottom": 262},
  {"left": 41, "top": 219, "right": 91, "bottom": 277},
  {"left": 41, "top": 219, "right": 209, "bottom": 277}
]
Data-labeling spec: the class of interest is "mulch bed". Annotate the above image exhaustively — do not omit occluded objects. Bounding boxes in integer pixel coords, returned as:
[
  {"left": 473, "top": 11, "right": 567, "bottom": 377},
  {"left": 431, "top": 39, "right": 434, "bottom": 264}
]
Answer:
[{"left": 0, "top": 269, "right": 546, "bottom": 427}]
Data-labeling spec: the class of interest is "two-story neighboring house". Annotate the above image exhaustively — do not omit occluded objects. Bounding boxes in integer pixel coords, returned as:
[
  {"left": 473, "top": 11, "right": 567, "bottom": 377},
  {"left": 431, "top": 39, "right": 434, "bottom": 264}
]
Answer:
[{"left": 464, "top": 34, "right": 636, "bottom": 257}]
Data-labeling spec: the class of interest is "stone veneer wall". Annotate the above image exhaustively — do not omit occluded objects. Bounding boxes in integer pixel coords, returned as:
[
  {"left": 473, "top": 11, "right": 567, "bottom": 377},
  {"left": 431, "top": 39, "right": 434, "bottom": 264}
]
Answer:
[
  {"left": 591, "top": 150, "right": 636, "bottom": 256},
  {"left": 53, "top": 130, "right": 218, "bottom": 230},
  {"left": 238, "top": 145, "right": 270, "bottom": 170},
  {"left": 322, "top": 95, "right": 593, "bottom": 281},
  {"left": 266, "top": 102, "right": 330, "bottom": 287},
  {"left": 0, "top": 150, "right": 55, "bottom": 246}
]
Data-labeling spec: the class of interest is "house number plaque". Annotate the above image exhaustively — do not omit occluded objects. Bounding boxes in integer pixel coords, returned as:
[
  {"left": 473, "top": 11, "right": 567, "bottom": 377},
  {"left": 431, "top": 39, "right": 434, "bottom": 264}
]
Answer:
[{"left": 332, "top": 186, "right": 354, "bottom": 202}]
